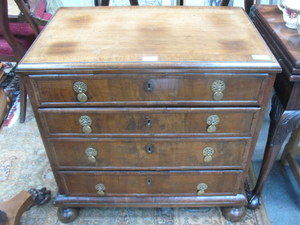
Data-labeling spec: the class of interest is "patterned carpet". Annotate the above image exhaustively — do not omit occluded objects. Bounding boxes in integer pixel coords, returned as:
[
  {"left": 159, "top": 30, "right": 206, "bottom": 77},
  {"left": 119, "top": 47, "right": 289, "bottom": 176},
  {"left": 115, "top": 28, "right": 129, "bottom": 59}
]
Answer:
[{"left": 0, "top": 103, "right": 270, "bottom": 225}]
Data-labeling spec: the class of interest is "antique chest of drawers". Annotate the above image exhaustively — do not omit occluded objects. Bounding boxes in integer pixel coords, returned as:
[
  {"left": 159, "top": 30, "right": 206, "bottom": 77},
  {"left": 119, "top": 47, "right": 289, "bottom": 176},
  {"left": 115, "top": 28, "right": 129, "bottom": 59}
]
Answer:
[{"left": 16, "top": 6, "right": 280, "bottom": 223}]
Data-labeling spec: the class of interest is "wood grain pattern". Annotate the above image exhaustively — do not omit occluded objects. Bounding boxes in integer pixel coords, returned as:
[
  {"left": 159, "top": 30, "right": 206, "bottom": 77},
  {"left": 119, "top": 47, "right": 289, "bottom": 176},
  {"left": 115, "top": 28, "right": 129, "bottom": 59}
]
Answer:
[
  {"left": 17, "top": 6, "right": 280, "bottom": 222},
  {"left": 0, "top": 191, "right": 32, "bottom": 225},
  {"left": 0, "top": 188, "right": 51, "bottom": 225},
  {"left": 18, "top": 7, "right": 279, "bottom": 72},
  {"left": 58, "top": 170, "right": 242, "bottom": 196},
  {"left": 39, "top": 107, "right": 259, "bottom": 136},
  {"left": 54, "top": 194, "right": 248, "bottom": 208},
  {"left": 48, "top": 137, "right": 251, "bottom": 170},
  {"left": 29, "top": 73, "right": 266, "bottom": 107}
]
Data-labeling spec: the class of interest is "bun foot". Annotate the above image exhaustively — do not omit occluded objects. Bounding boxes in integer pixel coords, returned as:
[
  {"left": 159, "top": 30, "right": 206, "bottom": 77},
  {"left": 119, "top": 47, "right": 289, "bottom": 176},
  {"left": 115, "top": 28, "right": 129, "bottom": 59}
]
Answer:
[
  {"left": 57, "top": 207, "right": 79, "bottom": 224},
  {"left": 221, "top": 206, "right": 246, "bottom": 222}
]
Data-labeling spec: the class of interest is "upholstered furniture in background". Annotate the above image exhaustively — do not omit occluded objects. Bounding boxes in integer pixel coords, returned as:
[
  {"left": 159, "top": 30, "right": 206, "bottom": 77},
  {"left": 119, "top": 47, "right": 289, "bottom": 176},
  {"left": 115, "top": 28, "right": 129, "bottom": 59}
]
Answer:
[
  {"left": 0, "top": 0, "right": 40, "bottom": 123},
  {"left": 14, "top": 0, "right": 52, "bottom": 34}
]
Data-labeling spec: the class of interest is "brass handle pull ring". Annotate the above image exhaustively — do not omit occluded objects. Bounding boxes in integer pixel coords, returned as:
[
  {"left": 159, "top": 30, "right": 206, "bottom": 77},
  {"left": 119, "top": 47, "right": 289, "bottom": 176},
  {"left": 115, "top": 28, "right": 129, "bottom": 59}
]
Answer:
[
  {"left": 206, "top": 115, "right": 220, "bottom": 133},
  {"left": 203, "top": 147, "right": 215, "bottom": 162},
  {"left": 85, "top": 147, "right": 97, "bottom": 162},
  {"left": 197, "top": 183, "right": 208, "bottom": 195},
  {"left": 95, "top": 184, "right": 105, "bottom": 195},
  {"left": 79, "top": 115, "right": 92, "bottom": 133},
  {"left": 211, "top": 80, "right": 225, "bottom": 101},
  {"left": 73, "top": 81, "right": 88, "bottom": 102}
]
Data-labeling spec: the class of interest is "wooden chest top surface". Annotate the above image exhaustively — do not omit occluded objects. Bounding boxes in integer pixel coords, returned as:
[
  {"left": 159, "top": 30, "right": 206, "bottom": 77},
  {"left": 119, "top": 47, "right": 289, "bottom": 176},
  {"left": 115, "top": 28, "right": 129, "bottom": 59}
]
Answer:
[{"left": 18, "top": 6, "right": 279, "bottom": 71}]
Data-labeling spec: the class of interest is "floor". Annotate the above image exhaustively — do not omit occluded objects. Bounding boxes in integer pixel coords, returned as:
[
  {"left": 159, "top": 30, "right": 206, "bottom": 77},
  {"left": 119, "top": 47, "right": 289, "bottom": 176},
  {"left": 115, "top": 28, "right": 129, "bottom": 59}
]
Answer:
[
  {"left": 253, "top": 161, "right": 300, "bottom": 225},
  {"left": 253, "top": 106, "right": 300, "bottom": 225}
]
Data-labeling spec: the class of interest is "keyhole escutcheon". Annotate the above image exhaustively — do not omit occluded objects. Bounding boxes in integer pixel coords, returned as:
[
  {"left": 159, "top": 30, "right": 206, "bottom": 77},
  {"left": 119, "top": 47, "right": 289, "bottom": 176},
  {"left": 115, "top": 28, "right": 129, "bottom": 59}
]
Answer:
[
  {"left": 145, "top": 144, "right": 155, "bottom": 154},
  {"left": 145, "top": 116, "right": 152, "bottom": 128},
  {"left": 144, "top": 80, "right": 154, "bottom": 92}
]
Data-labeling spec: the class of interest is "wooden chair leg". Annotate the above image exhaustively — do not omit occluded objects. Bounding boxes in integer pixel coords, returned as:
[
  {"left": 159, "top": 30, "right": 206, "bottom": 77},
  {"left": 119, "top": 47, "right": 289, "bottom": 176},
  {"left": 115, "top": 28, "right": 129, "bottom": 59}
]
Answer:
[
  {"left": 101, "top": 0, "right": 138, "bottom": 6},
  {"left": 19, "top": 75, "right": 27, "bottom": 123},
  {"left": 220, "top": 0, "right": 230, "bottom": 6},
  {"left": 280, "top": 126, "right": 300, "bottom": 187},
  {"left": 129, "top": 0, "right": 139, "bottom": 5},
  {"left": 0, "top": 87, "right": 12, "bottom": 127},
  {"left": 281, "top": 126, "right": 300, "bottom": 164},
  {"left": 100, "top": 0, "right": 110, "bottom": 6},
  {"left": 244, "top": 0, "right": 254, "bottom": 14},
  {"left": 0, "top": 188, "right": 51, "bottom": 225},
  {"left": 281, "top": 136, "right": 293, "bottom": 166}
]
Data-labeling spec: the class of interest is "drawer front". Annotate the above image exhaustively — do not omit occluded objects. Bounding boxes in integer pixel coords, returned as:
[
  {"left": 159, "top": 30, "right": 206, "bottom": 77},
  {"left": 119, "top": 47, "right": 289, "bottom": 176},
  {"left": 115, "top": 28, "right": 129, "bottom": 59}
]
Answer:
[
  {"left": 58, "top": 171, "right": 242, "bottom": 196},
  {"left": 39, "top": 107, "right": 260, "bottom": 136},
  {"left": 49, "top": 138, "right": 251, "bottom": 170},
  {"left": 30, "top": 74, "right": 266, "bottom": 106}
]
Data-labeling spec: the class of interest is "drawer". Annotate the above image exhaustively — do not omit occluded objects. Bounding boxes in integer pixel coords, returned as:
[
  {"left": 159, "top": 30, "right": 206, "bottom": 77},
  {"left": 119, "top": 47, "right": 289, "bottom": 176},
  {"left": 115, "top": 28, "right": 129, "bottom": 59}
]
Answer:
[
  {"left": 39, "top": 107, "right": 260, "bottom": 137},
  {"left": 49, "top": 138, "right": 251, "bottom": 170},
  {"left": 58, "top": 171, "right": 242, "bottom": 196},
  {"left": 29, "top": 74, "right": 266, "bottom": 107}
]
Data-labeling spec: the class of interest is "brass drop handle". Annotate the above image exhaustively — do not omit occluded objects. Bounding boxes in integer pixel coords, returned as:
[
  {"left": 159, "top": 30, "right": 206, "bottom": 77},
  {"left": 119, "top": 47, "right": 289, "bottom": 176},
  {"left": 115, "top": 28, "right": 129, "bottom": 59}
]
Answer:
[
  {"left": 206, "top": 115, "right": 220, "bottom": 133},
  {"left": 73, "top": 81, "right": 88, "bottom": 102},
  {"left": 211, "top": 80, "right": 225, "bottom": 101},
  {"left": 197, "top": 183, "right": 208, "bottom": 195},
  {"left": 85, "top": 147, "right": 97, "bottom": 162},
  {"left": 95, "top": 184, "right": 105, "bottom": 195},
  {"left": 79, "top": 115, "right": 92, "bottom": 133},
  {"left": 203, "top": 147, "right": 215, "bottom": 162}
]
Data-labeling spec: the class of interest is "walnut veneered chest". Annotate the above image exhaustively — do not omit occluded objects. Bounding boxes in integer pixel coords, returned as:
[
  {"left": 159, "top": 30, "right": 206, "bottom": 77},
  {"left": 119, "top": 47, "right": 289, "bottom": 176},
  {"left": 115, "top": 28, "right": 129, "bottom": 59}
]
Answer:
[{"left": 16, "top": 6, "right": 280, "bottom": 223}]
